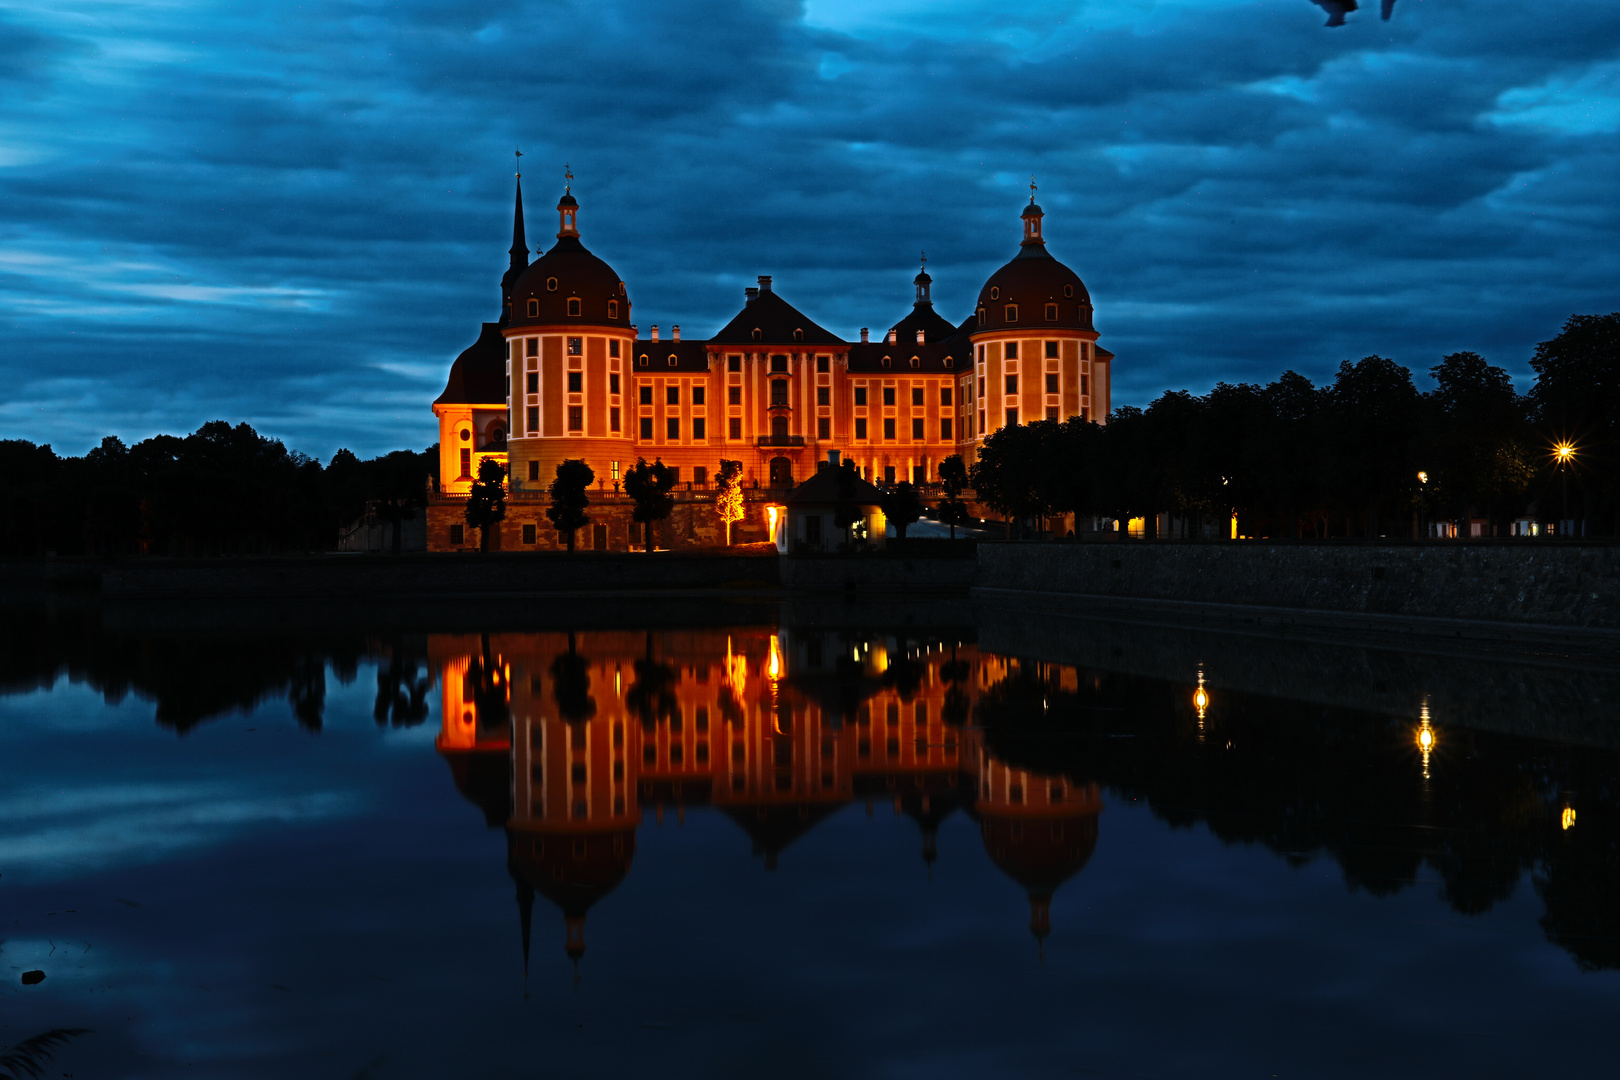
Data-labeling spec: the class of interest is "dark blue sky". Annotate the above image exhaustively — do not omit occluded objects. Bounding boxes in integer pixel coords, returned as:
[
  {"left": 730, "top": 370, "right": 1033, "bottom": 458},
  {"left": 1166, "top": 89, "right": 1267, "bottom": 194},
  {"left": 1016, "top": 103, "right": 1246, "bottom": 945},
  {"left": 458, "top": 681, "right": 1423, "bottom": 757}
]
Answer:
[{"left": 2, "top": 0, "right": 1616, "bottom": 459}]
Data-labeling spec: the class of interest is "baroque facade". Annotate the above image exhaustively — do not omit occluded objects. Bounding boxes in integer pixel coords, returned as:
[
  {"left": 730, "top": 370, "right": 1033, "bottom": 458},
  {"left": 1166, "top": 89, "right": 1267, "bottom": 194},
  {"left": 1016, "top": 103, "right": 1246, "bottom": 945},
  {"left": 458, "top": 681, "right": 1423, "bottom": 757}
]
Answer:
[{"left": 428, "top": 175, "right": 1112, "bottom": 550}]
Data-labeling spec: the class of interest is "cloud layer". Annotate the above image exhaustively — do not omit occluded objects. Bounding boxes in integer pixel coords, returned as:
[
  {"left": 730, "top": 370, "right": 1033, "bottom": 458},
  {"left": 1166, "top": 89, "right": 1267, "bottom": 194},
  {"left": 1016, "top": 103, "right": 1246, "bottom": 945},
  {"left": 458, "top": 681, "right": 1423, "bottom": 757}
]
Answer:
[{"left": 1, "top": 0, "right": 1616, "bottom": 457}]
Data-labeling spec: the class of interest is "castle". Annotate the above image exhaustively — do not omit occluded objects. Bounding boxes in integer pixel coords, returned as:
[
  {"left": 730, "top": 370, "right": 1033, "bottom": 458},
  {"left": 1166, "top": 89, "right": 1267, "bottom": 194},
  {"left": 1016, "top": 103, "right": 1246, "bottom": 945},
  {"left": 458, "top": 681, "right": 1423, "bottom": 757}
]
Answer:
[{"left": 428, "top": 173, "right": 1112, "bottom": 550}]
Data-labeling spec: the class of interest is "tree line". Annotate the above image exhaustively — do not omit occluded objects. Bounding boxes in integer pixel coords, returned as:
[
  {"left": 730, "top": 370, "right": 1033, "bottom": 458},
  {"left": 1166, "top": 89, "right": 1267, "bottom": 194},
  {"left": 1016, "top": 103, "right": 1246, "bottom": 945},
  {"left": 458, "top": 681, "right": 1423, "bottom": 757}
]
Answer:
[
  {"left": 0, "top": 421, "right": 436, "bottom": 556},
  {"left": 969, "top": 314, "right": 1620, "bottom": 538}
]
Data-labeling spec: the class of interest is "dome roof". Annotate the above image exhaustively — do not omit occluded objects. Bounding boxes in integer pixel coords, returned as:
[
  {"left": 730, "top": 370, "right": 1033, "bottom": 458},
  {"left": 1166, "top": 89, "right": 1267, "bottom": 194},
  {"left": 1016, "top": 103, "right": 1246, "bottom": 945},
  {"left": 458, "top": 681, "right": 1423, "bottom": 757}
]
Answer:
[
  {"left": 975, "top": 250, "right": 1093, "bottom": 333},
  {"left": 435, "top": 322, "right": 508, "bottom": 405},
  {"left": 508, "top": 236, "right": 632, "bottom": 329}
]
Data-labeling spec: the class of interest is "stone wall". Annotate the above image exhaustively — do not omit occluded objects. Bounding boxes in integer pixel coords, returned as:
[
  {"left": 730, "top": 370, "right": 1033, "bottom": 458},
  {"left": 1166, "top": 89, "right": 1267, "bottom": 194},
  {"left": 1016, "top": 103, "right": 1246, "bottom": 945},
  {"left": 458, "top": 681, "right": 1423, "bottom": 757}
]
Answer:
[
  {"left": 976, "top": 541, "right": 1620, "bottom": 629},
  {"left": 426, "top": 488, "right": 774, "bottom": 553}
]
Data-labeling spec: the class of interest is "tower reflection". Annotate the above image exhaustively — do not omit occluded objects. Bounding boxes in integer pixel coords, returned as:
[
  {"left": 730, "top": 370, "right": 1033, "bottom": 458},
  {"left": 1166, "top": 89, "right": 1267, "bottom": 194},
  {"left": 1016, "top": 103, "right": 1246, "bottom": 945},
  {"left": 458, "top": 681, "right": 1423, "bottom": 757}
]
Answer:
[{"left": 431, "top": 628, "right": 1102, "bottom": 969}]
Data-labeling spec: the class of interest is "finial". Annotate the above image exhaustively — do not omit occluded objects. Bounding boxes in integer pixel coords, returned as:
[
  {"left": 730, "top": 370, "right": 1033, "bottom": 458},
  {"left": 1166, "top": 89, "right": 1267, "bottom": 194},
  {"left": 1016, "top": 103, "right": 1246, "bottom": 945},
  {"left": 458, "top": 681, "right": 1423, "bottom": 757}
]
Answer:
[
  {"left": 564, "top": 163, "right": 573, "bottom": 193},
  {"left": 515, "top": 148, "right": 522, "bottom": 179},
  {"left": 1030, "top": 175, "right": 1037, "bottom": 204},
  {"left": 920, "top": 250, "right": 926, "bottom": 270}
]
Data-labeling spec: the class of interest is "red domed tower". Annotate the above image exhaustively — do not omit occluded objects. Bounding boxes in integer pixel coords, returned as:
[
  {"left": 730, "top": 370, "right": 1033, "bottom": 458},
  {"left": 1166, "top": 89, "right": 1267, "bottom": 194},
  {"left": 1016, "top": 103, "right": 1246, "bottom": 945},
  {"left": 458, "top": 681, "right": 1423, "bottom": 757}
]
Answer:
[{"left": 965, "top": 184, "right": 1113, "bottom": 458}]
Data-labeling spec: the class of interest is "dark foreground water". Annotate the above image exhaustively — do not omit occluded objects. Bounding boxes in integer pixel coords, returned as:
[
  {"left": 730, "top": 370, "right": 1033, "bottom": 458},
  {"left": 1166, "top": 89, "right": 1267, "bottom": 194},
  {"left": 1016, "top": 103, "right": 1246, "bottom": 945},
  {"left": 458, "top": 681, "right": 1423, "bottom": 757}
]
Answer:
[{"left": 2, "top": 600, "right": 1618, "bottom": 1078}]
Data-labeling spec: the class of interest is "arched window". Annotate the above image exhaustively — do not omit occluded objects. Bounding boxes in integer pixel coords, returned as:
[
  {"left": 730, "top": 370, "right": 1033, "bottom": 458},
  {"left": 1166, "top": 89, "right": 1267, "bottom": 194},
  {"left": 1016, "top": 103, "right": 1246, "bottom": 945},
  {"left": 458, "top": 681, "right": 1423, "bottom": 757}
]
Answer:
[
  {"left": 752, "top": 328, "right": 762, "bottom": 341},
  {"left": 607, "top": 300, "right": 618, "bottom": 319},
  {"left": 639, "top": 354, "right": 649, "bottom": 367},
  {"left": 567, "top": 298, "right": 581, "bottom": 317},
  {"left": 793, "top": 328, "right": 803, "bottom": 341},
  {"left": 910, "top": 357, "right": 919, "bottom": 369},
  {"left": 1044, "top": 303, "right": 1058, "bottom": 321},
  {"left": 977, "top": 307, "right": 986, "bottom": 323},
  {"left": 668, "top": 355, "right": 677, "bottom": 367},
  {"left": 526, "top": 299, "right": 539, "bottom": 317},
  {"left": 1005, "top": 304, "right": 1018, "bottom": 323},
  {"left": 546, "top": 277, "right": 558, "bottom": 292}
]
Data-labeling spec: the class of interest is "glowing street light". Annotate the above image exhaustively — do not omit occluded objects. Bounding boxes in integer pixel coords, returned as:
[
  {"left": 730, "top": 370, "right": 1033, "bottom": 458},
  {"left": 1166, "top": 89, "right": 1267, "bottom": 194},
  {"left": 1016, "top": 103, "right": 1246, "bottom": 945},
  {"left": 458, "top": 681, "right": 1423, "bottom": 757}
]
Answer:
[
  {"left": 1562, "top": 805, "right": 1577, "bottom": 831},
  {"left": 1553, "top": 443, "right": 1577, "bottom": 537},
  {"left": 1416, "top": 701, "right": 1436, "bottom": 779}
]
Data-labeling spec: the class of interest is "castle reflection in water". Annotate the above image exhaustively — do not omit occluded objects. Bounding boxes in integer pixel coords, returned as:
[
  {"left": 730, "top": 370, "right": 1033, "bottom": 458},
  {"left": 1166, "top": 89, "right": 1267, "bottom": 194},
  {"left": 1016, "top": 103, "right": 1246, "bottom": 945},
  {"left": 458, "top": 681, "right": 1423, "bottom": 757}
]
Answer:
[{"left": 431, "top": 628, "right": 1098, "bottom": 968}]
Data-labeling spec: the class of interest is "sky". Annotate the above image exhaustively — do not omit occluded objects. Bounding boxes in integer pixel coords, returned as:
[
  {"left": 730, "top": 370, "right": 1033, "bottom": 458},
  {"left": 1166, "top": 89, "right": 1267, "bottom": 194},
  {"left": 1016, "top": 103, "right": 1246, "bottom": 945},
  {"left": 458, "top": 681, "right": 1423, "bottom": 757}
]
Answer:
[{"left": 1, "top": 0, "right": 1617, "bottom": 460}]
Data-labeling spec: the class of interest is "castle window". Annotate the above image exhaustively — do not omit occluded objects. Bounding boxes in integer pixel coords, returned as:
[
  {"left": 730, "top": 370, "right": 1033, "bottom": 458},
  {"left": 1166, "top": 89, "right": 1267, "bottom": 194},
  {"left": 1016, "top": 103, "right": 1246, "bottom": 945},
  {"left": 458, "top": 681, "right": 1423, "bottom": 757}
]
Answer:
[
  {"left": 817, "top": 355, "right": 829, "bottom": 373},
  {"left": 610, "top": 339, "right": 620, "bottom": 358},
  {"left": 912, "top": 387, "right": 924, "bottom": 406},
  {"left": 770, "top": 355, "right": 788, "bottom": 373},
  {"left": 881, "top": 356, "right": 891, "bottom": 368},
  {"left": 883, "top": 418, "right": 896, "bottom": 440},
  {"left": 1063, "top": 284, "right": 1074, "bottom": 298},
  {"left": 526, "top": 337, "right": 538, "bottom": 357},
  {"left": 458, "top": 448, "right": 470, "bottom": 478},
  {"left": 619, "top": 281, "right": 627, "bottom": 295},
  {"left": 855, "top": 418, "right": 868, "bottom": 440},
  {"left": 882, "top": 386, "right": 896, "bottom": 406},
  {"left": 668, "top": 355, "right": 677, "bottom": 367},
  {"left": 609, "top": 373, "right": 620, "bottom": 395},
  {"left": 990, "top": 286, "right": 1000, "bottom": 300},
  {"left": 854, "top": 386, "right": 867, "bottom": 406},
  {"left": 568, "top": 372, "right": 582, "bottom": 393},
  {"left": 977, "top": 307, "right": 986, "bottom": 323},
  {"left": 567, "top": 298, "right": 581, "bottom": 317},
  {"left": 450, "top": 524, "right": 464, "bottom": 545},
  {"left": 527, "top": 372, "right": 538, "bottom": 394},
  {"left": 610, "top": 407, "right": 620, "bottom": 432},
  {"left": 640, "top": 385, "right": 653, "bottom": 405},
  {"left": 729, "top": 417, "right": 742, "bottom": 439},
  {"left": 1046, "top": 406, "right": 1060, "bottom": 421},
  {"left": 1046, "top": 341, "right": 1059, "bottom": 359},
  {"left": 1005, "top": 304, "right": 1018, "bottom": 322},
  {"left": 528, "top": 461, "right": 540, "bottom": 482},
  {"left": 1006, "top": 407, "right": 1019, "bottom": 427},
  {"left": 940, "top": 417, "right": 952, "bottom": 439},
  {"left": 817, "top": 417, "right": 830, "bottom": 439},
  {"left": 639, "top": 354, "right": 649, "bottom": 367},
  {"left": 459, "top": 428, "right": 471, "bottom": 442},
  {"left": 1081, "top": 342, "right": 1089, "bottom": 360},
  {"left": 523, "top": 524, "right": 536, "bottom": 545},
  {"left": 526, "top": 299, "right": 538, "bottom": 317},
  {"left": 728, "top": 355, "right": 741, "bottom": 372},
  {"left": 692, "top": 385, "right": 706, "bottom": 406},
  {"left": 911, "top": 418, "right": 924, "bottom": 440},
  {"left": 793, "top": 328, "right": 804, "bottom": 341},
  {"left": 752, "top": 328, "right": 762, "bottom": 341},
  {"left": 546, "top": 278, "right": 558, "bottom": 292},
  {"left": 910, "top": 357, "right": 919, "bottom": 369},
  {"left": 770, "top": 380, "right": 788, "bottom": 405},
  {"left": 1006, "top": 374, "right": 1018, "bottom": 394},
  {"left": 567, "top": 337, "right": 582, "bottom": 355},
  {"left": 816, "top": 386, "right": 829, "bottom": 406},
  {"left": 527, "top": 406, "right": 538, "bottom": 432},
  {"left": 569, "top": 406, "right": 582, "bottom": 431},
  {"left": 1046, "top": 373, "right": 1059, "bottom": 393},
  {"left": 640, "top": 417, "right": 653, "bottom": 439},
  {"left": 607, "top": 300, "right": 618, "bottom": 319},
  {"left": 667, "top": 417, "right": 680, "bottom": 440},
  {"left": 693, "top": 418, "right": 706, "bottom": 440},
  {"left": 977, "top": 344, "right": 985, "bottom": 363},
  {"left": 941, "top": 387, "right": 952, "bottom": 406},
  {"left": 729, "top": 385, "right": 741, "bottom": 405},
  {"left": 1045, "top": 303, "right": 1058, "bottom": 321},
  {"left": 1005, "top": 342, "right": 1019, "bottom": 360},
  {"left": 667, "top": 385, "right": 680, "bottom": 406},
  {"left": 611, "top": 461, "right": 620, "bottom": 481}
]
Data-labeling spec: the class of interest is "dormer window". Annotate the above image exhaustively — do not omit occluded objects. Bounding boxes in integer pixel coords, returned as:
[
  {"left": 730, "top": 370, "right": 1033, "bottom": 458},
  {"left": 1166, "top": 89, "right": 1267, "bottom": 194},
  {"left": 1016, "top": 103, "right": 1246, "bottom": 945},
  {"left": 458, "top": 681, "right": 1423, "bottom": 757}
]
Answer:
[
  {"left": 1005, "top": 304, "right": 1018, "bottom": 323},
  {"left": 881, "top": 356, "right": 891, "bottom": 368},
  {"left": 990, "top": 286, "right": 1000, "bottom": 300},
  {"left": 1045, "top": 303, "right": 1058, "bottom": 321},
  {"left": 910, "top": 357, "right": 919, "bottom": 369},
  {"left": 793, "top": 328, "right": 803, "bottom": 341},
  {"left": 526, "top": 299, "right": 539, "bottom": 317},
  {"left": 639, "top": 354, "right": 649, "bottom": 367},
  {"left": 752, "top": 328, "right": 762, "bottom": 341},
  {"left": 607, "top": 300, "right": 618, "bottom": 319},
  {"left": 567, "top": 298, "right": 581, "bottom": 317},
  {"left": 977, "top": 307, "right": 986, "bottom": 323},
  {"left": 668, "top": 355, "right": 678, "bottom": 367},
  {"left": 1063, "top": 284, "right": 1074, "bottom": 298},
  {"left": 546, "top": 277, "right": 558, "bottom": 292},
  {"left": 944, "top": 357, "right": 953, "bottom": 368}
]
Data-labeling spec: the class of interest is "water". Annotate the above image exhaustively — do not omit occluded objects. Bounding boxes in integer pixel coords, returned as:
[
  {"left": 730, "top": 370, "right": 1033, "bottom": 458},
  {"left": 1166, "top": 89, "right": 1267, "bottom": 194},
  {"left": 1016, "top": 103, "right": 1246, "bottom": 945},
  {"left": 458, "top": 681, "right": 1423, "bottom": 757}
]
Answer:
[{"left": 2, "top": 600, "right": 1618, "bottom": 1078}]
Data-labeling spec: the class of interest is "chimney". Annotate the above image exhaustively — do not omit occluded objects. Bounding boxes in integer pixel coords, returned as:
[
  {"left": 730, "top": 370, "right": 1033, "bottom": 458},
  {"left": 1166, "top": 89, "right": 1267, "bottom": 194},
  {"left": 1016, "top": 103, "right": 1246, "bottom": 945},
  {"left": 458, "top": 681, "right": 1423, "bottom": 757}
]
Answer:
[
  {"left": 650, "top": 324, "right": 659, "bottom": 342},
  {"left": 887, "top": 329, "right": 897, "bottom": 345},
  {"left": 745, "top": 287, "right": 759, "bottom": 303},
  {"left": 757, "top": 275, "right": 772, "bottom": 294},
  {"left": 916, "top": 329, "right": 926, "bottom": 344},
  {"left": 860, "top": 328, "right": 869, "bottom": 343},
  {"left": 828, "top": 449, "right": 841, "bottom": 467},
  {"left": 672, "top": 325, "right": 680, "bottom": 341}
]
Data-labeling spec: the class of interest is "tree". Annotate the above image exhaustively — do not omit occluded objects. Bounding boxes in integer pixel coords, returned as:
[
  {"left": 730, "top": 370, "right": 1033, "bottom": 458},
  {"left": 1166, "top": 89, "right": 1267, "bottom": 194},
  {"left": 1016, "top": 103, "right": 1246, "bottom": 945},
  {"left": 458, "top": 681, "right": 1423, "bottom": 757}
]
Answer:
[
  {"left": 1530, "top": 313, "right": 1620, "bottom": 534},
  {"left": 716, "top": 458, "right": 745, "bottom": 545},
  {"left": 1425, "top": 352, "right": 1534, "bottom": 531},
  {"left": 371, "top": 448, "right": 432, "bottom": 554},
  {"left": 546, "top": 459, "right": 595, "bottom": 551},
  {"left": 972, "top": 420, "right": 1053, "bottom": 538},
  {"left": 937, "top": 454, "right": 971, "bottom": 539},
  {"left": 624, "top": 457, "right": 676, "bottom": 552},
  {"left": 464, "top": 456, "right": 507, "bottom": 553},
  {"left": 1323, "top": 356, "right": 1423, "bottom": 537},
  {"left": 880, "top": 480, "right": 923, "bottom": 540}
]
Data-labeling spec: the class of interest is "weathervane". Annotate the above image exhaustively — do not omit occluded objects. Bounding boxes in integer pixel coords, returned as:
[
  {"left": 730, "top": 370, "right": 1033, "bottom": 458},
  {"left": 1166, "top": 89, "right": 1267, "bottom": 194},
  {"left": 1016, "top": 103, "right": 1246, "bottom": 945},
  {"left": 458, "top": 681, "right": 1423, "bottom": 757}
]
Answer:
[
  {"left": 1030, "top": 175, "right": 1037, "bottom": 203},
  {"left": 564, "top": 163, "right": 573, "bottom": 193},
  {"left": 515, "top": 148, "right": 522, "bottom": 179},
  {"left": 920, "top": 250, "right": 926, "bottom": 271}
]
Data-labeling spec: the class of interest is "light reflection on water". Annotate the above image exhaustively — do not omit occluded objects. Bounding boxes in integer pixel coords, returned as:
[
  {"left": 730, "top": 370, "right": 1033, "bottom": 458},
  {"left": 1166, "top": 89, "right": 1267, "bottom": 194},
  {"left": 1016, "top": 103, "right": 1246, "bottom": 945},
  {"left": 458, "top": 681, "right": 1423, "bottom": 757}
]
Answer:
[{"left": 2, "top": 606, "right": 1618, "bottom": 1078}]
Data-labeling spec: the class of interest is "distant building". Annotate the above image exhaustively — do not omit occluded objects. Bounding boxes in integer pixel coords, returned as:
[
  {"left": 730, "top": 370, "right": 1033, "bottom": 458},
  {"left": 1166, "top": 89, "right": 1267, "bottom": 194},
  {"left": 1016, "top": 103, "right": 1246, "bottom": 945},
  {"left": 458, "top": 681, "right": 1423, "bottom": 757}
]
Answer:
[{"left": 429, "top": 176, "right": 1112, "bottom": 550}]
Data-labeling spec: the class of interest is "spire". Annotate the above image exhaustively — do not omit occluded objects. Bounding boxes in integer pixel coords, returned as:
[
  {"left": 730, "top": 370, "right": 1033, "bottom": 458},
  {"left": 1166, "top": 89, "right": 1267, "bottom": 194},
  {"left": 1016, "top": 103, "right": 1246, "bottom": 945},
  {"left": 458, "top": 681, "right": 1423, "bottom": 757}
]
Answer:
[
  {"left": 914, "top": 251, "right": 932, "bottom": 306},
  {"left": 500, "top": 154, "right": 530, "bottom": 323},
  {"left": 516, "top": 871, "right": 533, "bottom": 979},
  {"left": 557, "top": 164, "right": 579, "bottom": 238},
  {"left": 1020, "top": 177, "right": 1046, "bottom": 251}
]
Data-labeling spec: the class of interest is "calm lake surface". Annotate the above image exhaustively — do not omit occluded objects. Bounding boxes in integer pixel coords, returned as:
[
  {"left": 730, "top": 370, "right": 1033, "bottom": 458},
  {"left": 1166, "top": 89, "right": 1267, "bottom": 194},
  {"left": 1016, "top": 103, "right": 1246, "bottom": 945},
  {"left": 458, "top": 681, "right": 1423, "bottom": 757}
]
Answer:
[{"left": 3, "top": 599, "right": 1618, "bottom": 1078}]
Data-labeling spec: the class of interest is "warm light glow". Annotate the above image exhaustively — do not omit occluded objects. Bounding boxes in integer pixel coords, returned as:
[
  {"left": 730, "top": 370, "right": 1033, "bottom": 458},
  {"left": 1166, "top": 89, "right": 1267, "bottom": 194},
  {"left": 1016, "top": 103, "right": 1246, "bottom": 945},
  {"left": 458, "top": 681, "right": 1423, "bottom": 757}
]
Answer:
[
  {"left": 723, "top": 636, "right": 747, "bottom": 699},
  {"left": 1417, "top": 471, "right": 1428, "bottom": 484},
  {"left": 767, "top": 634, "right": 782, "bottom": 681},
  {"left": 1417, "top": 726, "right": 1434, "bottom": 752},
  {"left": 1193, "top": 686, "right": 1209, "bottom": 714},
  {"left": 1562, "top": 806, "right": 1577, "bottom": 830},
  {"left": 766, "top": 504, "right": 781, "bottom": 540},
  {"left": 1416, "top": 702, "right": 1437, "bottom": 778},
  {"left": 1555, "top": 442, "right": 1576, "bottom": 464}
]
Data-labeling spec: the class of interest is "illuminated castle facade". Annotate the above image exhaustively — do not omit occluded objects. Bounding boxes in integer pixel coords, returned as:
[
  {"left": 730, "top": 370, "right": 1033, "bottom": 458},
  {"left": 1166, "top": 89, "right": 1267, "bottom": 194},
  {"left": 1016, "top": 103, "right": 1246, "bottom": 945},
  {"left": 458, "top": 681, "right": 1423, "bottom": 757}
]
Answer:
[{"left": 428, "top": 175, "right": 1113, "bottom": 550}]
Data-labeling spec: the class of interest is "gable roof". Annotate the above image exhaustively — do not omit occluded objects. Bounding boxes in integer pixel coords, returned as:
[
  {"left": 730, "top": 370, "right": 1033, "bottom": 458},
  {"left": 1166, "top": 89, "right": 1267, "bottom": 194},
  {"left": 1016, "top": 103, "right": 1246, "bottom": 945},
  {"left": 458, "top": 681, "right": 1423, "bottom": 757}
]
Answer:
[
  {"left": 630, "top": 338, "right": 710, "bottom": 374},
  {"left": 710, "top": 283, "right": 845, "bottom": 346},
  {"left": 784, "top": 464, "right": 885, "bottom": 507}
]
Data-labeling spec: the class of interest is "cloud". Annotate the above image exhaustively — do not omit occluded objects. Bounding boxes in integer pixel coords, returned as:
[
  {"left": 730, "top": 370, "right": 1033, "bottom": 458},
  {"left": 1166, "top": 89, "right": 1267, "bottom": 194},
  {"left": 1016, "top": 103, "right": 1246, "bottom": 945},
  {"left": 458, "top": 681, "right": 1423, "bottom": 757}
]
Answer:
[{"left": 1, "top": 0, "right": 1618, "bottom": 455}]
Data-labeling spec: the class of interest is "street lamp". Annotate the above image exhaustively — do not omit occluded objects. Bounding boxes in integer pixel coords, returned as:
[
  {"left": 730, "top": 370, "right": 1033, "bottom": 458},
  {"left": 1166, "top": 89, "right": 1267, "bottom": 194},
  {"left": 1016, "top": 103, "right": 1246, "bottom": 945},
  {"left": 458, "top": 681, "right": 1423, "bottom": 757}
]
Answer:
[
  {"left": 1553, "top": 443, "right": 1576, "bottom": 537},
  {"left": 1417, "top": 471, "right": 1428, "bottom": 538}
]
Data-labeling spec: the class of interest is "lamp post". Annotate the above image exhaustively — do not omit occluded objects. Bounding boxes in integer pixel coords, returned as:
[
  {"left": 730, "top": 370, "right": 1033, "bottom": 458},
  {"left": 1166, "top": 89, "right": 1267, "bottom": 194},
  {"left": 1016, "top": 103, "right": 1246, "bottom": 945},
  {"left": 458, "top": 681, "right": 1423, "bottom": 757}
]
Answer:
[
  {"left": 1416, "top": 471, "right": 1427, "bottom": 539},
  {"left": 1554, "top": 443, "right": 1576, "bottom": 537}
]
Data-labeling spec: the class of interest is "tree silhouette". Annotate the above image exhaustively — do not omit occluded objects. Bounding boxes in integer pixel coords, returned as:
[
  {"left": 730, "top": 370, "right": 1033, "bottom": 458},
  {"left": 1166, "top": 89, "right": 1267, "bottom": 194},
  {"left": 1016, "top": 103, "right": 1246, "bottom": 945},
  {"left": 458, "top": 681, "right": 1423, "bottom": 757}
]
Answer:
[
  {"left": 546, "top": 459, "right": 595, "bottom": 552},
  {"left": 464, "top": 457, "right": 507, "bottom": 553},
  {"left": 624, "top": 458, "right": 675, "bottom": 552}
]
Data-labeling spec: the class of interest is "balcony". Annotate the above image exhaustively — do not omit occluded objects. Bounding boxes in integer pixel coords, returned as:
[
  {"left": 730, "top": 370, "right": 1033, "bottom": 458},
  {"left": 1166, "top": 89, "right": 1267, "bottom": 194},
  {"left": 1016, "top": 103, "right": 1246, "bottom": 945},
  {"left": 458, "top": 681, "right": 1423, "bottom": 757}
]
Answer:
[{"left": 755, "top": 435, "right": 806, "bottom": 447}]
